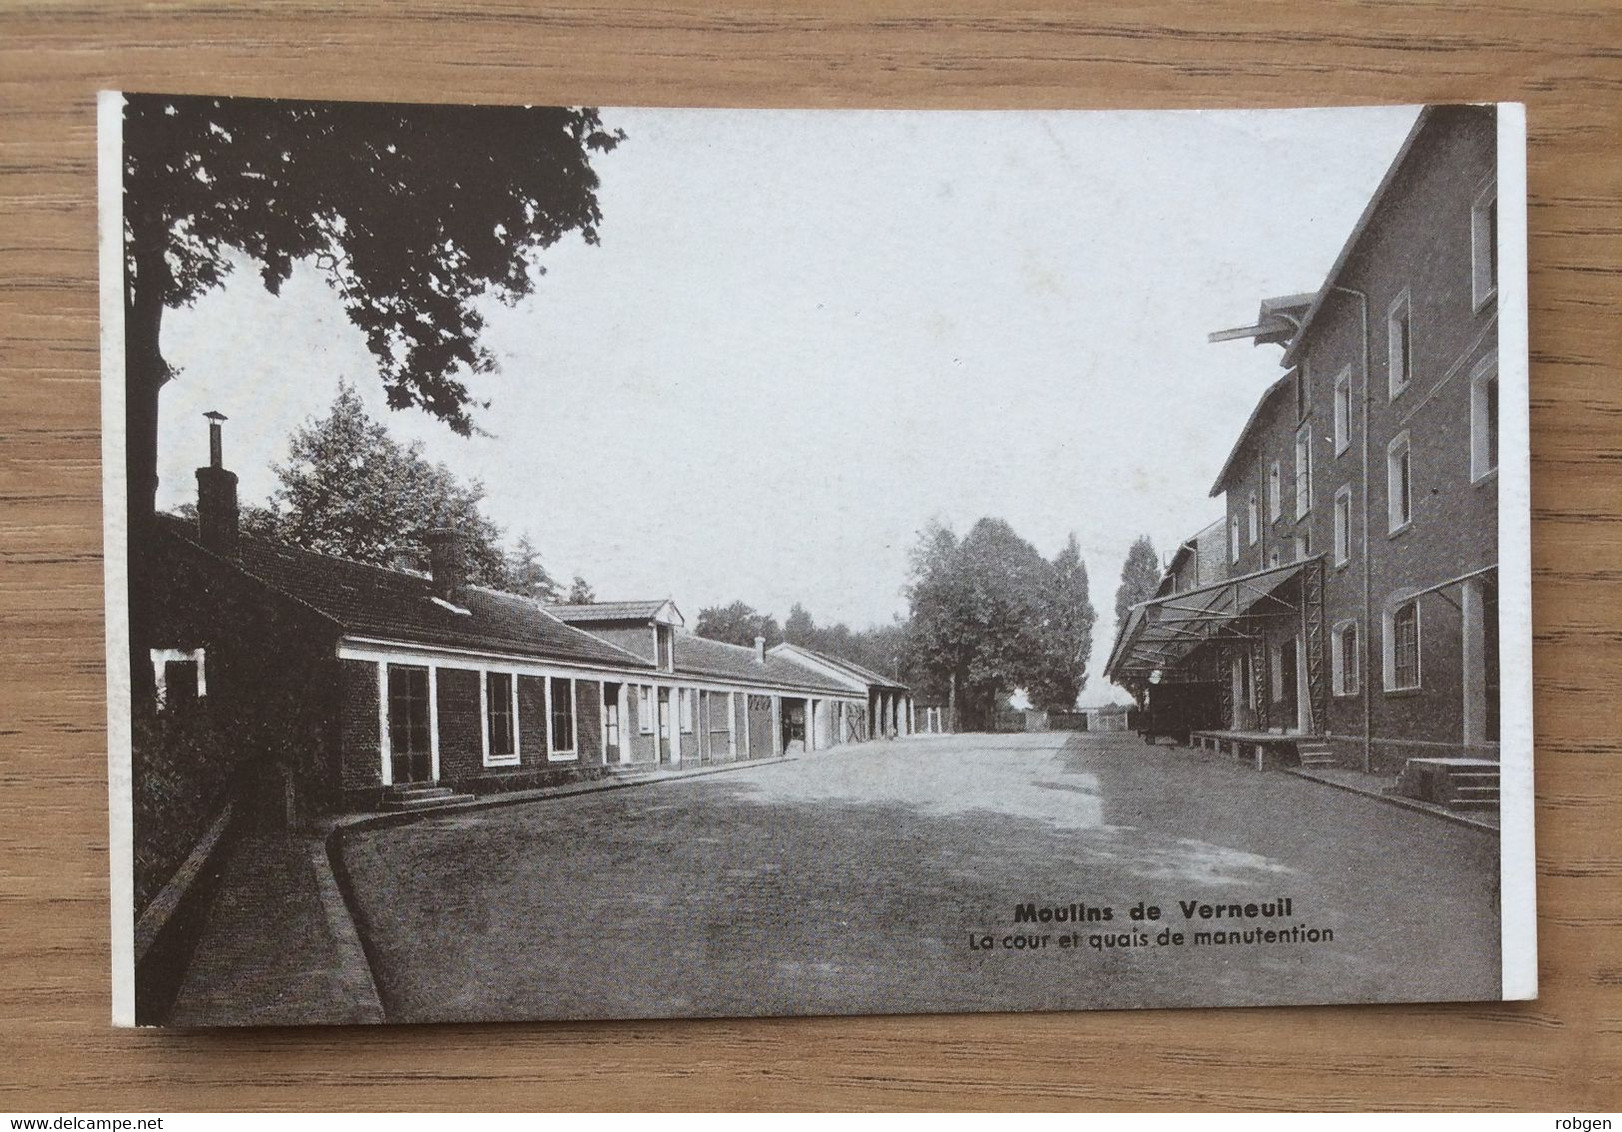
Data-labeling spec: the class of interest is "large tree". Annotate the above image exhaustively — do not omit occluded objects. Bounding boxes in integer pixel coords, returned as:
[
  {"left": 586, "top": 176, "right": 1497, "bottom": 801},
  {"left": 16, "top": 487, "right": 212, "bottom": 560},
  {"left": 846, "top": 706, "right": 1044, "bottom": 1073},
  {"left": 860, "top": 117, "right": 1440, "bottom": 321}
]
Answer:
[
  {"left": 122, "top": 93, "right": 623, "bottom": 525},
  {"left": 1026, "top": 533, "right": 1097, "bottom": 713},
  {"left": 695, "top": 601, "right": 783, "bottom": 649},
  {"left": 247, "top": 386, "right": 517, "bottom": 589},
  {"left": 905, "top": 518, "right": 1055, "bottom": 729},
  {"left": 1114, "top": 534, "right": 1161, "bottom": 631}
]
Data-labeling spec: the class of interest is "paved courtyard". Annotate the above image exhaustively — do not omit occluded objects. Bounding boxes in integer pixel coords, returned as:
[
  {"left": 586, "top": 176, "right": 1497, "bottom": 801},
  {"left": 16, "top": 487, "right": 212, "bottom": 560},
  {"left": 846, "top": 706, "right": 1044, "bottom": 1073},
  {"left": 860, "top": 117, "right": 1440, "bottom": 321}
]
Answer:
[{"left": 339, "top": 731, "right": 1501, "bottom": 1023}]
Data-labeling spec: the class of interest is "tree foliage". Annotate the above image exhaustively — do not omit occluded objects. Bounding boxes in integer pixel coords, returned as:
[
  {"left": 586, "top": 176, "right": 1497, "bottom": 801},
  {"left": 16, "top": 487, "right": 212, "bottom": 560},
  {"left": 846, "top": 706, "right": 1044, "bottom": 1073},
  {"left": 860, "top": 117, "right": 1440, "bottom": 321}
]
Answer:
[
  {"left": 1026, "top": 533, "right": 1098, "bottom": 713},
  {"left": 246, "top": 386, "right": 563, "bottom": 592},
  {"left": 122, "top": 93, "right": 623, "bottom": 517},
  {"left": 694, "top": 601, "right": 783, "bottom": 649},
  {"left": 1114, "top": 534, "right": 1161, "bottom": 631},
  {"left": 904, "top": 518, "right": 1094, "bottom": 727},
  {"left": 505, "top": 534, "right": 563, "bottom": 603},
  {"left": 566, "top": 575, "right": 597, "bottom": 605}
]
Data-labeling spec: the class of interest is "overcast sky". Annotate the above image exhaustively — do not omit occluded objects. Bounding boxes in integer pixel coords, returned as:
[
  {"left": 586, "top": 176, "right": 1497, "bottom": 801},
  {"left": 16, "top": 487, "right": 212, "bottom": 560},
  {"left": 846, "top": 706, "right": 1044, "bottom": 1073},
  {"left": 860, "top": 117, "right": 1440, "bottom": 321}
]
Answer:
[{"left": 154, "top": 104, "right": 1419, "bottom": 706}]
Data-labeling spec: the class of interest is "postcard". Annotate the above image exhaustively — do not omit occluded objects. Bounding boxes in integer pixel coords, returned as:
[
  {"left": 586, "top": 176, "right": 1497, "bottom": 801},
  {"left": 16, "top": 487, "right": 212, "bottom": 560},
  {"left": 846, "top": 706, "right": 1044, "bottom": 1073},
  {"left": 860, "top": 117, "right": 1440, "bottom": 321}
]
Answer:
[{"left": 99, "top": 94, "right": 1533, "bottom": 1025}]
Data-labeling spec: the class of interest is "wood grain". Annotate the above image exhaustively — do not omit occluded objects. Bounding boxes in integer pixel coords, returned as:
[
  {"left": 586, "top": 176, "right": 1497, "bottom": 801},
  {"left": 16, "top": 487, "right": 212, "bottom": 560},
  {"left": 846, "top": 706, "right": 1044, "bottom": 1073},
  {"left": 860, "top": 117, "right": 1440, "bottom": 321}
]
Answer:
[{"left": 2, "top": 0, "right": 1620, "bottom": 1112}]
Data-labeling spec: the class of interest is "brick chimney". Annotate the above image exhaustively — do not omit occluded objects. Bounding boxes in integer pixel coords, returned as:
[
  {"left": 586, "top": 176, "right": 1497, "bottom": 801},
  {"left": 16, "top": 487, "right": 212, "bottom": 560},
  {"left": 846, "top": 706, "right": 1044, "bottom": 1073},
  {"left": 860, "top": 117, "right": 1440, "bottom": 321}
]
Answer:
[
  {"left": 425, "top": 527, "right": 466, "bottom": 602},
  {"left": 755, "top": 636, "right": 767, "bottom": 664},
  {"left": 195, "top": 411, "right": 239, "bottom": 558}
]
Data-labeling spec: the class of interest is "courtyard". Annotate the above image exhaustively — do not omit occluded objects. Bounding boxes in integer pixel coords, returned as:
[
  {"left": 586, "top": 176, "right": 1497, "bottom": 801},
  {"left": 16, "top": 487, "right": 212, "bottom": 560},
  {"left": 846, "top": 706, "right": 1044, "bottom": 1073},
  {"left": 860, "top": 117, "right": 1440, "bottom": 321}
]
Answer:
[{"left": 333, "top": 731, "right": 1502, "bottom": 1023}]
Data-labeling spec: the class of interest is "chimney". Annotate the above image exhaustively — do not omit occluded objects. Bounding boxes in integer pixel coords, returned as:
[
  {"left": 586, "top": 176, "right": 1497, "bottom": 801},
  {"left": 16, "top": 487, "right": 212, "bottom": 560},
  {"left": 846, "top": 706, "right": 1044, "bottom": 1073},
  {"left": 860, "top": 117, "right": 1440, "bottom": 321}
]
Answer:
[
  {"left": 195, "top": 411, "right": 239, "bottom": 557},
  {"left": 755, "top": 636, "right": 767, "bottom": 664},
  {"left": 425, "top": 527, "right": 466, "bottom": 602}
]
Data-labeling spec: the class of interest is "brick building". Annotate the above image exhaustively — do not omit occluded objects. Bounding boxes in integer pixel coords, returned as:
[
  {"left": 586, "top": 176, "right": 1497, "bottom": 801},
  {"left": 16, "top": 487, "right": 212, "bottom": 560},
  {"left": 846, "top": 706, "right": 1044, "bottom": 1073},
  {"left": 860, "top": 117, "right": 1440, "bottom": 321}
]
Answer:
[
  {"left": 1106, "top": 105, "right": 1501, "bottom": 792},
  {"left": 138, "top": 418, "right": 871, "bottom": 820}
]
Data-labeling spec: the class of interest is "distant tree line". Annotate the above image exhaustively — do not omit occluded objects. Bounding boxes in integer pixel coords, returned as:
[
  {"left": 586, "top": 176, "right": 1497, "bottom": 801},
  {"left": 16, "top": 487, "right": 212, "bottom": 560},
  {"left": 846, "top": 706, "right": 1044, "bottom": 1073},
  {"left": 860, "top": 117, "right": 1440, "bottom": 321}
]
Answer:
[{"left": 694, "top": 518, "right": 1102, "bottom": 731}]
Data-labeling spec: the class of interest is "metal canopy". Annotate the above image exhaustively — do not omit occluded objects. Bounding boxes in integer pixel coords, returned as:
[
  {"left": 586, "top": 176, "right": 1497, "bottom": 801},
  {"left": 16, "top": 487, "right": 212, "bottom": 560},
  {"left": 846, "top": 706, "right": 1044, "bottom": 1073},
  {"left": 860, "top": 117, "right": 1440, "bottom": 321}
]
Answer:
[{"left": 1105, "top": 557, "right": 1318, "bottom": 681}]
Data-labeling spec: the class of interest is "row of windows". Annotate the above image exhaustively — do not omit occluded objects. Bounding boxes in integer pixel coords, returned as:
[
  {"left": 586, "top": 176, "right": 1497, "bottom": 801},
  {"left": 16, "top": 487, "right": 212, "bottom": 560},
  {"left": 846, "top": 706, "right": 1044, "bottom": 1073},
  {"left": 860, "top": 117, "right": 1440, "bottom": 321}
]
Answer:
[
  {"left": 632, "top": 685, "right": 718, "bottom": 737},
  {"left": 385, "top": 668, "right": 759, "bottom": 774},
  {"left": 385, "top": 665, "right": 580, "bottom": 768},
  {"left": 1234, "top": 356, "right": 1498, "bottom": 566}
]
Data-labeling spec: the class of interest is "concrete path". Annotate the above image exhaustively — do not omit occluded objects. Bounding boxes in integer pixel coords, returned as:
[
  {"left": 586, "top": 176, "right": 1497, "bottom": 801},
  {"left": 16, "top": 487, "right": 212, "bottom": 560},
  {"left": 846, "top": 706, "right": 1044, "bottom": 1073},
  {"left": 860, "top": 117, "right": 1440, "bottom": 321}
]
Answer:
[{"left": 168, "top": 833, "right": 384, "bottom": 1027}]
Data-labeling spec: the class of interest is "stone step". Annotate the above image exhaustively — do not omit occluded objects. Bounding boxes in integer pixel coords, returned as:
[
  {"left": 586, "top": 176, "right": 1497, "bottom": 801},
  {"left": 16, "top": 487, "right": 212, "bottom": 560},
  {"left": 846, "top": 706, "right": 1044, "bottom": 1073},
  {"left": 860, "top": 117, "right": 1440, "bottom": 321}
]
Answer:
[
  {"left": 387, "top": 783, "right": 454, "bottom": 799},
  {"left": 380, "top": 791, "right": 476, "bottom": 812}
]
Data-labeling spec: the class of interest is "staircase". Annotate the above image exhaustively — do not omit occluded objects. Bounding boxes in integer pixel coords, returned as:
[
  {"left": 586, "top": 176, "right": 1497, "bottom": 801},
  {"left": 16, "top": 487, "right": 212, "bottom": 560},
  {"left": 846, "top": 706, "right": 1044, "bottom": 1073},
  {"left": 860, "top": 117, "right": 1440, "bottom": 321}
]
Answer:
[
  {"left": 1396, "top": 758, "right": 1500, "bottom": 812},
  {"left": 380, "top": 783, "right": 476, "bottom": 812},
  {"left": 1293, "top": 739, "right": 1338, "bottom": 769}
]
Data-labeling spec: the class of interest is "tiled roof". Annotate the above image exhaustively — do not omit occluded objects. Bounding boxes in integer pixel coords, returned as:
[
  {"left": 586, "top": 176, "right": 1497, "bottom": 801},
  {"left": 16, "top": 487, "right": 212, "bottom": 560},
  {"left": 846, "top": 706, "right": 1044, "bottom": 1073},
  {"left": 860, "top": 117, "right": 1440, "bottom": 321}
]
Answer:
[
  {"left": 671, "top": 634, "right": 856, "bottom": 695},
  {"left": 784, "top": 644, "right": 907, "bottom": 690},
  {"left": 546, "top": 600, "right": 674, "bottom": 623},
  {"left": 156, "top": 515, "right": 653, "bottom": 671}
]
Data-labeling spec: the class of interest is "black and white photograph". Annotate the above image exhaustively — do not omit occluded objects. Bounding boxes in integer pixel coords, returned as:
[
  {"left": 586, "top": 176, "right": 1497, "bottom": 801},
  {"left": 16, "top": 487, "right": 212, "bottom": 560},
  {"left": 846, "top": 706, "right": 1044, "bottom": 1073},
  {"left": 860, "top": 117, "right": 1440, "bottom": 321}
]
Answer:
[{"left": 99, "top": 94, "right": 1533, "bottom": 1028}]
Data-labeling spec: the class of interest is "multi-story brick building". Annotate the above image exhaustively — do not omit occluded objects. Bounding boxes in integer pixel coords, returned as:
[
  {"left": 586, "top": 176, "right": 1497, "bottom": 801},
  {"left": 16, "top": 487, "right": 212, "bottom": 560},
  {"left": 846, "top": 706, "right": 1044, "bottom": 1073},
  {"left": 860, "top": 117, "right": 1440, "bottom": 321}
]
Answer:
[{"left": 1106, "top": 105, "right": 1501, "bottom": 787}]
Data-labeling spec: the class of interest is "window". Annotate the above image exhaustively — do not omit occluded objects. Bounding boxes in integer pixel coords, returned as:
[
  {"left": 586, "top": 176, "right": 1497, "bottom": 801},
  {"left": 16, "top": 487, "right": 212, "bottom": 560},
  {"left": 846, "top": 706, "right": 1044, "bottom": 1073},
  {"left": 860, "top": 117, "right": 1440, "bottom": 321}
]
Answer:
[
  {"left": 1333, "top": 485, "right": 1352, "bottom": 567},
  {"left": 1295, "top": 365, "right": 1309, "bottom": 422},
  {"left": 1386, "top": 600, "right": 1421, "bottom": 691},
  {"left": 1230, "top": 515, "right": 1241, "bottom": 564},
  {"left": 1388, "top": 290, "right": 1413, "bottom": 397},
  {"left": 1294, "top": 423, "right": 1312, "bottom": 518},
  {"left": 1471, "top": 355, "right": 1499, "bottom": 482},
  {"left": 387, "top": 664, "right": 433, "bottom": 783},
  {"left": 1333, "top": 368, "right": 1351, "bottom": 455},
  {"left": 637, "top": 685, "right": 654, "bottom": 734},
  {"left": 1331, "top": 620, "right": 1360, "bottom": 697},
  {"left": 150, "top": 647, "right": 206, "bottom": 711},
  {"left": 1269, "top": 643, "right": 1284, "bottom": 703},
  {"left": 1268, "top": 549, "right": 1280, "bottom": 569},
  {"left": 679, "top": 688, "right": 695, "bottom": 734},
  {"left": 547, "top": 676, "right": 576, "bottom": 758},
  {"left": 1294, "top": 532, "right": 1311, "bottom": 562},
  {"left": 656, "top": 624, "right": 674, "bottom": 670},
  {"left": 1247, "top": 492, "right": 1259, "bottom": 545},
  {"left": 1267, "top": 461, "right": 1282, "bottom": 522},
  {"left": 1472, "top": 179, "right": 1497, "bottom": 310},
  {"left": 1387, "top": 431, "right": 1413, "bottom": 533},
  {"left": 482, "top": 671, "right": 518, "bottom": 766}
]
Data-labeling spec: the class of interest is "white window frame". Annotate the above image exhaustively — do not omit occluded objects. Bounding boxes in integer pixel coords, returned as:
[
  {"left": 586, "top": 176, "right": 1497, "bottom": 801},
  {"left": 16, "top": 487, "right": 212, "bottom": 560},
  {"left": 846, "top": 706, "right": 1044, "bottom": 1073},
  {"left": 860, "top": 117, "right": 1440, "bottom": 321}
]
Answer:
[
  {"left": 637, "top": 685, "right": 654, "bottom": 734},
  {"left": 479, "top": 669, "right": 521, "bottom": 768},
  {"left": 1294, "top": 423, "right": 1312, "bottom": 519},
  {"left": 1472, "top": 178, "right": 1497, "bottom": 312},
  {"left": 727, "top": 691, "right": 737, "bottom": 757},
  {"left": 545, "top": 675, "right": 578, "bottom": 761},
  {"left": 1267, "top": 461, "right": 1282, "bottom": 522},
  {"left": 1330, "top": 619, "right": 1360, "bottom": 697},
  {"left": 1247, "top": 491, "right": 1259, "bottom": 545},
  {"left": 602, "top": 686, "right": 623, "bottom": 763},
  {"left": 1333, "top": 484, "right": 1353, "bottom": 567},
  {"left": 1470, "top": 353, "right": 1499, "bottom": 483},
  {"left": 150, "top": 647, "right": 207, "bottom": 710},
  {"left": 1333, "top": 367, "right": 1351, "bottom": 456},
  {"left": 1230, "top": 514, "right": 1241, "bottom": 564},
  {"left": 1387, "top": 288, "right": 1413, "bottom": 399},
  {"left": 1383, "top": 599, "right": 1422, "bottom": 693},
  {"left": 1387, "top": 430, "right": 1413, "bottom": 534}
]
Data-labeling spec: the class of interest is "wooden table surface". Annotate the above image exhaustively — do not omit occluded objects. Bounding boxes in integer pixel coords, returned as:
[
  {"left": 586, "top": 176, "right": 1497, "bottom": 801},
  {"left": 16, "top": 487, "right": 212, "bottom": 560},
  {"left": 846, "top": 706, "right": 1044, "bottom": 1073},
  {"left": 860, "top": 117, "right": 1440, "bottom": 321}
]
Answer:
[{"left": 3, "top": 0, "right": 1620, "bottom": 1113}]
